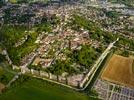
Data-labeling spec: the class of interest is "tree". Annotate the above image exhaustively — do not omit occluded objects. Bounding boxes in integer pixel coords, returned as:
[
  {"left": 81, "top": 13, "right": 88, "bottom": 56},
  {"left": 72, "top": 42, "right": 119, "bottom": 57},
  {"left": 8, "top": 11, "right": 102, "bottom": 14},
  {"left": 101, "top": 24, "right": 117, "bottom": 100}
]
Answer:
[
  {"left": 0, "top": 54, "right": 6, "bottom": 63},
  {"left": 72, "top": 45, "right": 97, "bottom": 68},
  {"left": 0, "top": 1, "right": 5, "bottom": 8},
  {"left": 17, "top": 0, "right": 28, "bottom": 3}
]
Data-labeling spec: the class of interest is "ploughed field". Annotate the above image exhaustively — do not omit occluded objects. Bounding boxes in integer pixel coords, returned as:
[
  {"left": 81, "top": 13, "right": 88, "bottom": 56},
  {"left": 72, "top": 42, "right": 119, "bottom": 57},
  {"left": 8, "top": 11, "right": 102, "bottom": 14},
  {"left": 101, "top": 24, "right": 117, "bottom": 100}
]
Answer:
[
  {"left": 101, "top": 54, "right": 134, "bottom": 88},
  {"left": 0, "top": 78, "right": 97, "bottom": 100}
]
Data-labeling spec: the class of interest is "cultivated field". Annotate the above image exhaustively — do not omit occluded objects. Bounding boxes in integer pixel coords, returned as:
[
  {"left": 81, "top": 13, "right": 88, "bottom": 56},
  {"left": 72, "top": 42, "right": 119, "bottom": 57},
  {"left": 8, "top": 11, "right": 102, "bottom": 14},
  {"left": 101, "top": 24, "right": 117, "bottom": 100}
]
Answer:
[{"left": 101, "top": 54, "right": 134, "bottom": 88}]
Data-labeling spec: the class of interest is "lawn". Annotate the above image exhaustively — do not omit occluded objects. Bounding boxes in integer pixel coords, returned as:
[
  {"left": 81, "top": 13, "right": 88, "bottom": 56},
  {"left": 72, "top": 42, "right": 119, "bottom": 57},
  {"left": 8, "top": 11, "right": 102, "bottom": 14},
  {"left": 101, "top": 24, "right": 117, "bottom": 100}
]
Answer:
[{"left": 0, "top": 78, "right": 97, "bottom": 100}]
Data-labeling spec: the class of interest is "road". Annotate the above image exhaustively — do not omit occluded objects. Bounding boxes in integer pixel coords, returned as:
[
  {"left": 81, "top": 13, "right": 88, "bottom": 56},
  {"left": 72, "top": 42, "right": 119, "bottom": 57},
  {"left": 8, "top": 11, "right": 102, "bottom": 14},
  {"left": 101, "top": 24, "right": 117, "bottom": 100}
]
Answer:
[
  {"left": 2, "top": 50, "right": 12, "bottom": 65},
  {"left": 79, "top": 38, "right": 119, "bottom": 90},
  {"left": 20, "top": 39, "right": 118, "bottom": 91},
  {"left": 20, "top": 52, "right": 37, "bottom": 74},
  {"left": 6, "top": 72, "right": 21, "bottom": 88}
]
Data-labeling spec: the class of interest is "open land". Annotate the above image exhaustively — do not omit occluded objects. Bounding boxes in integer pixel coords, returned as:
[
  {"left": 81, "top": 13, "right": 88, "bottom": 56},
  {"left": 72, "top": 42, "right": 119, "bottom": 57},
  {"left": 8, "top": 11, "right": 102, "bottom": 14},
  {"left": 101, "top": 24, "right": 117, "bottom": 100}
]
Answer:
[
  {"left": 0, "top": 78, "right": 97, "bottom": 100},
  {"left": 101, "top": 54, "right": 134, "bottom": 88}
]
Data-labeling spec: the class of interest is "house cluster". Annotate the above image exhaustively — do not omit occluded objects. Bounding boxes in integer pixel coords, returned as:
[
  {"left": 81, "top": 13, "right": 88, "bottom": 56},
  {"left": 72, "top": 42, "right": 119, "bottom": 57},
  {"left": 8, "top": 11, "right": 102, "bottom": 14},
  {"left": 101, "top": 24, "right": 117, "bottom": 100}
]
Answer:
[
  {"left": 77, "top": 4, "right": 134, "bottom": 39},
  {"left": 1, "top": 0, "right": 133, "bottom": 87},
  {"left": 8, "top": 3, "right": 105, "bottom": 87}
]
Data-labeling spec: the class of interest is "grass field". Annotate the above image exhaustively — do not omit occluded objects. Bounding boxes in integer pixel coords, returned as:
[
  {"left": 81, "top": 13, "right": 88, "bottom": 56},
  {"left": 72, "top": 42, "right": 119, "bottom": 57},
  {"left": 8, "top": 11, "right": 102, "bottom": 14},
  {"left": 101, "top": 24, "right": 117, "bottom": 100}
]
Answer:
[
  {"left": 0, "top": 78, "right": 98, "bottom": 100},
  {"left": 101, "top": 54, "right": 134, "bottom": 88},
  {"left": 0, "top": 64, "right": 15, "bottom": 85}
]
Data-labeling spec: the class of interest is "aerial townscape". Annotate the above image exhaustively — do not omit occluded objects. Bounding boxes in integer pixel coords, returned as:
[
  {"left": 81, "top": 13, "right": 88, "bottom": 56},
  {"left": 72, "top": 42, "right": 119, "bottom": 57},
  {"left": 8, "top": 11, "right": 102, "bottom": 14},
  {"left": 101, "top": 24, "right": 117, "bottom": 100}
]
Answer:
[{"left": 0, "top": 0, "right": 134, "bottom": 100}]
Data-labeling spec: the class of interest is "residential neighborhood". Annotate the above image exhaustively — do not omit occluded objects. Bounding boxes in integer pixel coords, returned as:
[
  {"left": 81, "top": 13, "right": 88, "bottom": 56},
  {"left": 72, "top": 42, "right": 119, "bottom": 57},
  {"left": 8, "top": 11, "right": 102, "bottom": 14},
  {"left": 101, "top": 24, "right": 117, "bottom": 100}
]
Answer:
[{"left": 0, "top": 0, "right": 134, "bottom": 100}]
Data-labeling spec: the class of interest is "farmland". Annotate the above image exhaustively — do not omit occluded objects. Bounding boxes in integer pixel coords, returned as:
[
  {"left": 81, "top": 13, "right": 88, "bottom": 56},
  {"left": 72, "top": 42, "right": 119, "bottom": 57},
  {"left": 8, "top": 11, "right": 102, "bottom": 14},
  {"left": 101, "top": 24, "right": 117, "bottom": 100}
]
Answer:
[
  {"left": 101, "top": 54, "right": 134, "bottom": 88},
  {"left": 0, "top": 78, "right": 98, "bottom": 100},
  {"left": 133, "top": 60, "right": 134, "bottom": 73}
]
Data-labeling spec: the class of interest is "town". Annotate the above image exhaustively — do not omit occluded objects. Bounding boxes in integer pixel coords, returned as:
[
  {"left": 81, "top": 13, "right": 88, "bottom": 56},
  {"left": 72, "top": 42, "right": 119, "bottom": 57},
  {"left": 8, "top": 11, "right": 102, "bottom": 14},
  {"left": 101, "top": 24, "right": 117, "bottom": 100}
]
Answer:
[{"left": 0, "top": 0, "right": 134, "bottom": 100}]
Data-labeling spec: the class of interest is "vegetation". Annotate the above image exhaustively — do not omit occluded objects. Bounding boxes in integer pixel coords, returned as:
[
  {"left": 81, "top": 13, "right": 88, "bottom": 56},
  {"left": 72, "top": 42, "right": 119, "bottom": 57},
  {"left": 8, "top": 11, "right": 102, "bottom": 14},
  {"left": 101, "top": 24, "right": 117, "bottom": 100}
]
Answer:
[
  {"left": 0, "top": 25, "right": 38, "bottom": 65},
  {"left": 0, "top": 55, "right": 6, "bottom": 63},
  {"left": 70, "top": 45, "right": 98, "bottom": 68},
  {"left": 0, "top": 25, "right": 28, "bottom": 47},
  {"left": 105, "top": 11, "right": 120, "bottom": 19},
  {"left": 47, "top": 45, "right": 99, "bottom": 76},
  {"left": 114, "top": 86, "right": 121, "bottom": 93},
  {"left": 0, "top": 12, "right": 59, "bottom": 65},
  {"left": 69, "top": 14, "right": 117, "bottom": 44},
  {"left": 116, "top": 35, "right": 134, "bottom": 50},
  {"left": 132, "top": 60, "right": 134, "bottom": 74},
  {"left": 120, "top": 50, "right": 129, "bottom": 57},
  {"left": 36, "top": 14, "right": 60, "bottom": 33},
  {"left": 28, "top": 64, "right": 42, "bottom": 75},
  {"left": 17, "top": 0, "right": 28, "bottom": 3},
  {"left": 90, "top": 89, "right": 99, "bottom": 97},
  {"left": 48, "top": 59, "right": 77, "bottom": 76},
  {"left": 12, "top": 0, "right": 49, "bottom": 4},
  {"left": 69, "top": 14, "right": 134, "bottom": 50},
  {"left": 0, "top": 77, "right": 98, "bottom": 100},
  {"left": 86, "top": 51, "right": 114, "bottom": 92},
  {"left": 9, "top": 0, "right": 17, "bottom": 3},
  {"left": 0, "top": 66, "right": 14, "bottom": 85},
  {"left": 108, "top": 0, "right": 134, "bottom": 7},
  {"left": 36, "top": 22, "right": 52, "bottom": 33},
  {"left": 0, "top": 0, "right": 5, "bottom": 8},
  {"left": 3, "top": 6, "right": 35, "bottom": 24}
]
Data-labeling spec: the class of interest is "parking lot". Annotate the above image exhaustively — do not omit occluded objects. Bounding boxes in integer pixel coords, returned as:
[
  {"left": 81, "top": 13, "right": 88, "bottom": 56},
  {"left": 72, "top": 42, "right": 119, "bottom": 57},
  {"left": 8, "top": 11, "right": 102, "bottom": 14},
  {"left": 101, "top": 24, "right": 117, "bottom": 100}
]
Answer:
[{"left": 92, "top": 79, "right": 134, "bottom": 100}]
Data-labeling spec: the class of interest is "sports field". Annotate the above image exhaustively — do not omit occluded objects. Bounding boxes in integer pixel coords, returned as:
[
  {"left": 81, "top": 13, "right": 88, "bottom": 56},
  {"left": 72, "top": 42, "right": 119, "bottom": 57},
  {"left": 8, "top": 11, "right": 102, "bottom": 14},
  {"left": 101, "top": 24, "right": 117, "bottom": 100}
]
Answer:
[
  {"left": 0, "top": 78, "right": 98, "bottom": 100},
  {"left": 101, "top": 54, "right": 134, "bottom": 88}
]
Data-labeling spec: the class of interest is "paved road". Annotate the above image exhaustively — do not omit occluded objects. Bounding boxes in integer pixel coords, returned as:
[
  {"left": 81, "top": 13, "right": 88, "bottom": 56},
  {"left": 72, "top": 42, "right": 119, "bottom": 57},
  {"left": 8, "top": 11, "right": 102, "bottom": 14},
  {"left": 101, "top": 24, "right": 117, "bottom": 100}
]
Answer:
[
  {"left": 21, "top": 39, "right": 118, "bottom": 91},
  {"left": 79, "top": 38, "right": 119, "bottom": 90}
]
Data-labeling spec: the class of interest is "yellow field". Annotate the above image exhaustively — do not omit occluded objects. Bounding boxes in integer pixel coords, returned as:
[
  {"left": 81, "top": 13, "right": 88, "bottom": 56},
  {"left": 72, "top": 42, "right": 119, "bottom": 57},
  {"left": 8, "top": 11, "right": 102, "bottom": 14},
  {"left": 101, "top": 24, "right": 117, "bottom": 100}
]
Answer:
[
  {"left": 9, "top": 0, "right": 17, "bottom": 3},
  {"left": 101, "top": 54, "right": 134, "bottom": 88},
  {"left": 0, "top": 83, "right": 5, "bottom": 94}
]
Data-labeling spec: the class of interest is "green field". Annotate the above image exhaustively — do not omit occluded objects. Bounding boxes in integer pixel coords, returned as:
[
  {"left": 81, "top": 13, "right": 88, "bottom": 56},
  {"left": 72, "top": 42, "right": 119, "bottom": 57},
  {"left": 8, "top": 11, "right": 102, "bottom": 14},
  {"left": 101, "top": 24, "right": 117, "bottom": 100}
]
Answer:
[
  {"left": 0, "top": 78, "right": 98, "bottom": 100},
  {"left": 0, "top": 63, "right": 15, "bottom": 85}
]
